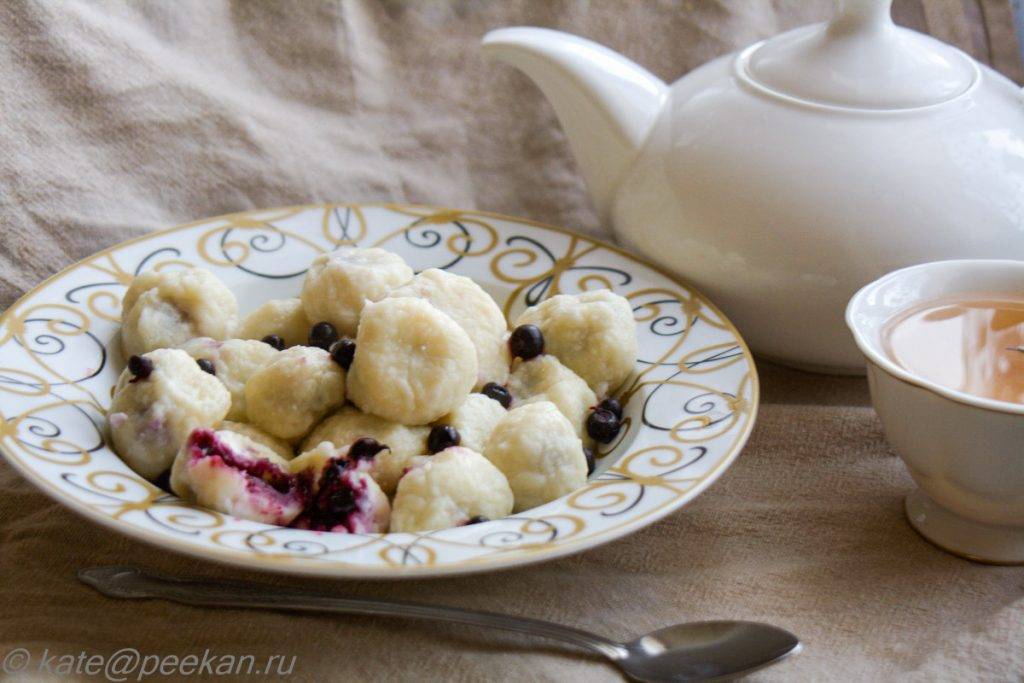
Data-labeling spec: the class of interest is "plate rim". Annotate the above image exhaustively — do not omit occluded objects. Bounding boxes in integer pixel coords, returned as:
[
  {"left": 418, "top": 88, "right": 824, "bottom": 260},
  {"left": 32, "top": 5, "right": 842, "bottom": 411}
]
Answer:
[{"left": 0, "top": 202, "right": 760, "bottom": 579}]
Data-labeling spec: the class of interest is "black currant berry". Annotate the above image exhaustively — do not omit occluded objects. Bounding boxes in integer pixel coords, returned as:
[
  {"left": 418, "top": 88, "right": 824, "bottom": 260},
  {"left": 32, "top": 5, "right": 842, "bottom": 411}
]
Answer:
[
  {"left": 308, "top": 321, "right": 339, "bottom": 351},
  {"left": 427, "top": 425, "right": 460, "bottom": 454},
  {"left": 509, "top": 324, "right": 544, "bottom": 360},
  {"left": 586, "top": 409, "right": 621, "bottom": 444}
]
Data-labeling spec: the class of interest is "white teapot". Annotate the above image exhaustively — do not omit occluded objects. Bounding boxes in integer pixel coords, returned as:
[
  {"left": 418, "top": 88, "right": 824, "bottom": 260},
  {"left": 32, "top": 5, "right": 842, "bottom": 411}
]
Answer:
[{"left": 482, "top": 0, "right": 1024, "bottom": 373}]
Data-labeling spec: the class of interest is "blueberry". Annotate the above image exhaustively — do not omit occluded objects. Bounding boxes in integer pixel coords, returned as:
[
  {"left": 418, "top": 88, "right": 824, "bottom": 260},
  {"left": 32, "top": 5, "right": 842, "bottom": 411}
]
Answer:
[
  {"left": 509, "top": 324, "right": 544, "bottom": 360},
  {"left": 196, "top": 358, "right": 216, "bottom": 375},
  {"left": 329, "top": 339, "right": 356, "bottom": 370},
  {"left": 598, "top": 397, "right": 622, "bottom": 420},
  {"left": 480, "top": 382, "right": 512, "bottom": 409},
  {"left": 308, "top": 321, "right": 339, "bottom": 351},
  {"left": 586, "top": 408, "right": 621, "bottom": 444},
  {"left": 584, "top": 447, "right": 596, "bottom": 476},
  {"left": 261, "top": 334, "right": 285, "bottom": 351},
  {"left": 349, "top": 437, "right": 387, "bottom": 461},
  {"left": 127, "top": 355, "right": 153, "bottom": 380},
  {"left": 465, "top": 515, "right": 489, "bottom": 525},
  {"left": 427, "top": 425, "right": 460, "bottom": 454}
]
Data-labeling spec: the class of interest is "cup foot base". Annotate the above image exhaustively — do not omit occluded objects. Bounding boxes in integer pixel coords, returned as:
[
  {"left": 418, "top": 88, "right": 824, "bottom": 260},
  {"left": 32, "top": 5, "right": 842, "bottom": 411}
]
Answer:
[{"left": 905, "top": 489, "right": 1024, "bottom": 565}]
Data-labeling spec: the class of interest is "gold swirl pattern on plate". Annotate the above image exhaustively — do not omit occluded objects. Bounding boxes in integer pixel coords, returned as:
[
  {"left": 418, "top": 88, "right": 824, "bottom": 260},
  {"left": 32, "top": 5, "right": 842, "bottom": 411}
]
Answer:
[{"left": 0, "top": 203, "right": 758, "bottom": 578}]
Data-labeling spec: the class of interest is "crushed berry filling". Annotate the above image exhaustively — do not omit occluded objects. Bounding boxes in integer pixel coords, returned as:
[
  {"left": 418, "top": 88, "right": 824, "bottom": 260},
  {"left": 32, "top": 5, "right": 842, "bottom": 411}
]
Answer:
[
  {"left": 187, "top": 429, "right": 296, "bottom": 494},
  {"left": 292, "top": 458, "right": 369, "bottom": 533}
]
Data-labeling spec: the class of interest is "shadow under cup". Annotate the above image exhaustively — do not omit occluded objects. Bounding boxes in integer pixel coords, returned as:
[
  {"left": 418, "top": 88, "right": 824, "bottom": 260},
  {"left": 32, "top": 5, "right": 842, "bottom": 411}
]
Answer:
[{"left": 846, "top": 259, "right": 1024, "bottom": 564}]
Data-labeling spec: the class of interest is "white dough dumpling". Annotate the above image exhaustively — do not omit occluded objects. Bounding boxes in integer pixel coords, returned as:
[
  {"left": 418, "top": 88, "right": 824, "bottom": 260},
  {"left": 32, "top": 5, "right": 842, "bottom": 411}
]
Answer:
[
  {"left": 484, "top": 401, "right": 586, "bottom": 512},
  {"left": 289, "top": 442, "right": 391, "bottom": 533},
  {"left": 514, "top": 290, "right": 638, "bottom": 397},
  {"left": 301, "top": 248, "right": 413, "bottom": 337},
  {"left": 179, "top": 337, "right": 278, "bottom": 422},
  {"left": 389, "top": 268, "right": 511, "bottom": 388},
  {"left": 391, "top": 447, "right": 513, "bottom": 532},
  {"left": 437, "top": 393, "right": 507, "bottom": 454},
  {"left": 508, "top": 355, "right": 597, "bottom": 444},
  {"left": 120, "top": 267, "right": 239, "bottom": 359},
  {"left": 301, "top": 406, "right": 429, "bottom": 495},
  {"left": 219, "top": 420, "right": 294, "bottom": 461},
  {"left": 238, "top": 298, "right": 310, "bottom": 348},
  {"left": 347, "top": 297, "right": 477, "bottom": 425},
  {"left": 245, "top": 346, "right": 346, "bottom": 441},
  {"left": 108, "top": 349, "right": 231, "bottom": 480},
  {"left": 169, "top": 428, "right": 305, "bottom": 525}
]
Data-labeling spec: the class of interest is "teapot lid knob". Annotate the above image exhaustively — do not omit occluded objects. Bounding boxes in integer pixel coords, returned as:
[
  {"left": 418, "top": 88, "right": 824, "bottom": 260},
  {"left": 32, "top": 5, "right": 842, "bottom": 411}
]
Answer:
[
  {"left": 829, "top": 0, "right": 893, "bottom": 34},
  {"left": 738, "top": 0, "right": 978, "bottom": 111}
]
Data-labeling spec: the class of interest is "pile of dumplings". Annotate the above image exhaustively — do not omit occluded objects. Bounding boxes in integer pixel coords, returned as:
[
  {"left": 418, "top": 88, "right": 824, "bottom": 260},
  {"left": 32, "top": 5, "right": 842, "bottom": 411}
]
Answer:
[{"left": 107, "top": 247, "right": 638, "bottom": 533}]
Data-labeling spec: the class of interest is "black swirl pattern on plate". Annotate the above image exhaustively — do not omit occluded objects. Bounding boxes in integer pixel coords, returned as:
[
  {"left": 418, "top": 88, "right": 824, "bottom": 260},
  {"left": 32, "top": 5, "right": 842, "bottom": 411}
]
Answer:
[
  {"left": 218, "top": 224, "right": 308, "bottom": 280},
  {"left": 400, "top": 218, "right": 473, "bottom": 272},
  {"left": 641, "top": 369, "right": 737, "bottom": 433},
  {"left": 503, "top": 235, "right": 633, "bottom": 306},
  {"left": 12, "top": 319, "right": 107, "bottom": 386},
  {"left": 582, "top": 446, "right": 708, "bottom": 517},
  {"left": 12, "top": 407, "right": 105, "bottom": 457},
  {"left": 331, "top": 206, "right": 360, "bottom": 244},
  {"left": 64, "top": 247, "right": 185, "bottom": 306}
]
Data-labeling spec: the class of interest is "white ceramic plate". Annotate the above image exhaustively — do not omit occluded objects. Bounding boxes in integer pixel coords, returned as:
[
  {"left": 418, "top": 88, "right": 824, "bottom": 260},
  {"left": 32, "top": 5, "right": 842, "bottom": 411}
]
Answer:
[{"left": 0, "top": 203, "right": 757, "bottom": 578}]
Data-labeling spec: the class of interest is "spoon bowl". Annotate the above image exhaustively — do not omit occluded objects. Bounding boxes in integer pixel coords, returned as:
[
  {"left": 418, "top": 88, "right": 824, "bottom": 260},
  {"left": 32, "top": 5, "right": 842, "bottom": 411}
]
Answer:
[{"left": 620, "top": 621, "right": 802, "bottom": 682}]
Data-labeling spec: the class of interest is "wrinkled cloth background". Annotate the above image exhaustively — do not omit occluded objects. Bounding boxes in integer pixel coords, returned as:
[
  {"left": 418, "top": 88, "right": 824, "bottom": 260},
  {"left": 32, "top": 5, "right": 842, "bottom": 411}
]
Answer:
[{"left": 0, "top": 1, "right": 1022, "bottom": 681}]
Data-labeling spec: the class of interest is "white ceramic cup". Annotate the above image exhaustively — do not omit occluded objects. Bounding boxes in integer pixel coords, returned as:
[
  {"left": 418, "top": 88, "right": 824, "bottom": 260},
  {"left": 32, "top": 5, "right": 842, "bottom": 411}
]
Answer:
[{"left": 846, "top": 260, "right": 1024, "bottom": 564}]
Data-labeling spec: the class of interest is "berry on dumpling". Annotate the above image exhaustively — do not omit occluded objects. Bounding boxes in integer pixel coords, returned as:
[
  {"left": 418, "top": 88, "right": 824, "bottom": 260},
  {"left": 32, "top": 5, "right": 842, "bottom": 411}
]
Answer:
[
  {"left": 109, "top": 349, "right": 231, "bottom": 480},
  {"left": 514, "top": 290, "right": 637, "bottom": 397},
  {"left": 301, "top": 248, "right": 413, "bottom": 337}
]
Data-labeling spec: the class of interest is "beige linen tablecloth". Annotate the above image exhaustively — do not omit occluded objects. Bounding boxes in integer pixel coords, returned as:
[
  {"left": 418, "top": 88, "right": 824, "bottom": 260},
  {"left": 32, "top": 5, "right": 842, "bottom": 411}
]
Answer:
[{"left": 1, "top": 2, "right": 1022, "bottom": 681}]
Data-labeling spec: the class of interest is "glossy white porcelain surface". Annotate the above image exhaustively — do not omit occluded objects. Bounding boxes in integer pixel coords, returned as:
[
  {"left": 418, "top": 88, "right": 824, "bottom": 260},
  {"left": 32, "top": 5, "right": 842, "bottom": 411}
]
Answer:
[
  {"left": 744, "top": 0, "right": 977, "bottom": 109},
  {"left": 847, "top": 260, "right": 1024, "bottom": 564},
  {"left": 482, "top": 0, "right": 1024, "bottom": 372}
]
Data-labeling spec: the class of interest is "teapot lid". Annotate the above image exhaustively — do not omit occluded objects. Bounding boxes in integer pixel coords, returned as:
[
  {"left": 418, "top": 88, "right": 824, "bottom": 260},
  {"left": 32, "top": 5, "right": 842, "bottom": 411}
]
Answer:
[{"left": 739, "top": 0, "right": 978, "bottom": 110}]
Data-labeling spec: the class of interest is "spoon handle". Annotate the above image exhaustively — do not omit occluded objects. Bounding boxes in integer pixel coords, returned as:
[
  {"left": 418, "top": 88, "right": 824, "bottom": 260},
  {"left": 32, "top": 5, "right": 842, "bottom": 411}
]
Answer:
[{"left": 79, "top": 566, "right": 627, "bottom": 660}]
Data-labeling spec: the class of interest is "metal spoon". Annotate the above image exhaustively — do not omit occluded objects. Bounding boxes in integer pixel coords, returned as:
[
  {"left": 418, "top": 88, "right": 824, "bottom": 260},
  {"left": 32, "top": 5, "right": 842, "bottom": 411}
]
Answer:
[{"left": 79, "top": 566, "right": 800, "bottom": 682}]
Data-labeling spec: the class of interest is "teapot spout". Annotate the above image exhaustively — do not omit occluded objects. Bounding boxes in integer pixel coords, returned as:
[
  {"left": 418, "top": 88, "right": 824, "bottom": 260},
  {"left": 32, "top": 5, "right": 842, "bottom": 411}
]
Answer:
[{"left": 482, "top": 27, "right": 667, "bottom": 222}]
